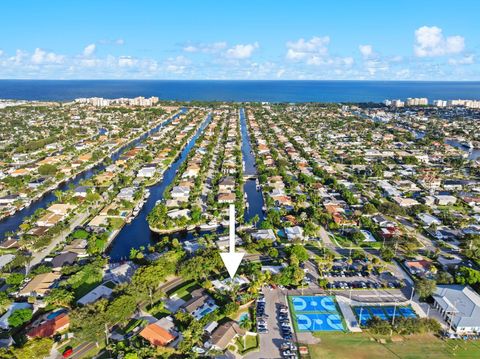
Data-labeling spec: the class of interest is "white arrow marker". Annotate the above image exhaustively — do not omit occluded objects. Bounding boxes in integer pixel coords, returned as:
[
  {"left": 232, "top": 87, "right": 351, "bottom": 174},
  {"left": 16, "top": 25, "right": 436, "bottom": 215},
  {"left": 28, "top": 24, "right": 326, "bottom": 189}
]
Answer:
[{"left": 220, "top": 204, "right": 245, "bottom": 278}]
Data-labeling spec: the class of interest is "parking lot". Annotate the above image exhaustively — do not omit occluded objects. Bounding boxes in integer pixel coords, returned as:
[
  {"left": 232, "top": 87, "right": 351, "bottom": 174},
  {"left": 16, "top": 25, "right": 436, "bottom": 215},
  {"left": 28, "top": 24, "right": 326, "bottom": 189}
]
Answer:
[
  {"left": 246, "top": 287, "right": 298, "bottom": 359},
  {"left": 322, "top": 258, "right": 403, "bottom": 291}
]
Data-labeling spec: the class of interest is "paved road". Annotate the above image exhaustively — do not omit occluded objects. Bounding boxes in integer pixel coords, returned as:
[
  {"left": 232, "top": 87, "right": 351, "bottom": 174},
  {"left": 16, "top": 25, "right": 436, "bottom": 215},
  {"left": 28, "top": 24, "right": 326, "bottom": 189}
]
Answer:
[
  {"left": 29, "top": 209, "right": 91, "bottom": 268},
  {"left": 62, "top": 342, "right": 96, "bottom": 359}
]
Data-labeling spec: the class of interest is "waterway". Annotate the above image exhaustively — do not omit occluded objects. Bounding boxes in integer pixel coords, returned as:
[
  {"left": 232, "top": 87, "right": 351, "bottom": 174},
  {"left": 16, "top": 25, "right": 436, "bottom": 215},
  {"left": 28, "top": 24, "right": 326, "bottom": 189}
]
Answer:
[
  {"left": 0, "top": 110, "right": 186, "bottom": 242},
  {"left": 108, "top": 108, "right": 266, "bottom": 261},
  {"left": 445, "top": 139, "right": 480, "bottom": 161},
  {"left": 107, "top": 113, "right": 212, "bottom": 261},
  {"left": 240, "top": 108, "right": 264, "bottom": 225}
]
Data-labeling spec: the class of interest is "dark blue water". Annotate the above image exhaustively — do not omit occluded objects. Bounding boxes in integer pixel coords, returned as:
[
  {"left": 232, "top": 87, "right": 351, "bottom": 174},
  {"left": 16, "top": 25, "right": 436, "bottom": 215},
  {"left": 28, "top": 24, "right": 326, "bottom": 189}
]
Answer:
[
  {"left": 107, "top": 113, "right": 212, "bottom": 261},
  {"left": 0, "top": 110, "right": 185, "bottom": 242},
  {"left": 240, "top": 108, "right": 264, "bottom": 225},
  {"left": 1, "top": 80, "right": 480, "bottom": 103}
]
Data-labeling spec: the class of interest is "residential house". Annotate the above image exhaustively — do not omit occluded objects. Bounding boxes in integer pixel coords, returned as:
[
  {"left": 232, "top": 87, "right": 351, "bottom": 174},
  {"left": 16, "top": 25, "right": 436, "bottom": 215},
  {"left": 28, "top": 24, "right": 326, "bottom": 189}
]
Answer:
[
  {"left": 26, "top": 312, "right": 70, "bottom": 338},
  {"left": 77, "top": 284, "right": 113, "bottom": 306},
  {"left": 18, "top": 272, "right": 61, "bottom": 297},
  {"left": 0, "top": 303, "right": 33, "bottom": 329},
  {"left": 139, "top": 317, "right": 178, "bottom": 347},
  {"left": 285, "top": 226, "right": 304, "bottom": 241},
  {"left": 50, "top": 252, "right": 78, "bottom": 271},
  {"left": 181, "top": 288, "right": 218, "bottom": 320},
  {"left": 209, "top": 321, "right": 245, "bottom": 351}
]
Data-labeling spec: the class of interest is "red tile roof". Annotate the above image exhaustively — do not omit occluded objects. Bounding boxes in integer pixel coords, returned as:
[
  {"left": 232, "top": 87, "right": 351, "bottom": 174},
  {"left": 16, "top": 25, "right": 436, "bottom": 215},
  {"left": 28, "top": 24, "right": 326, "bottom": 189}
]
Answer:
[
  {"left": 140, "top": 323, "right": 175, "bottom": 347},
  {"left": 27, "top": 313, "right": 70, "bottom": 338}
]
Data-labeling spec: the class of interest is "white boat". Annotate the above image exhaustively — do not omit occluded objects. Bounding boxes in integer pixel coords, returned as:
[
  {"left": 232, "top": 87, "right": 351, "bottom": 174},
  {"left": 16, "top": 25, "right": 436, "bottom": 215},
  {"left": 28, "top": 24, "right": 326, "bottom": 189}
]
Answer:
[{"left": 199, "top": 222, "right": 219, "bottom": 230}]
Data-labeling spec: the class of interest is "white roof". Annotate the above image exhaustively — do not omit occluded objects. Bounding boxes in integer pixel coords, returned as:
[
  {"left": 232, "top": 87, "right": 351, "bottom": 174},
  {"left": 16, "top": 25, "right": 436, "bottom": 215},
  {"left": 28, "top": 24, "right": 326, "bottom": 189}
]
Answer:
[
  {"left": 0, "top": 302, "right": 32, "bottom": 329},
  {"left": 0, "top": 254, "right": 15, "bottom": 270},
  {"left": 433, "top": 285, "right": 480, "bottom": 329},
  {"left": 77, "top": 284, "right": 113, "bottom": 306}
]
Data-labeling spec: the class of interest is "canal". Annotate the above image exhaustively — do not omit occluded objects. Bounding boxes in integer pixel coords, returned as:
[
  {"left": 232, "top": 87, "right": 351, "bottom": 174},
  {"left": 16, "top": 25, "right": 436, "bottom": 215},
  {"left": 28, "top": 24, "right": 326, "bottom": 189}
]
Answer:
[
  {"left": 107, "top": 113, "right": 212, "bottom": 261},
  {"left": 240, "top": 108, "right": 264, "bottom": 225},
  {"left": 0, "top": 109, "right": 186, "bottom": 241},
  {"left": 445, "top": 139, "right": 480, "bottom": 161}
]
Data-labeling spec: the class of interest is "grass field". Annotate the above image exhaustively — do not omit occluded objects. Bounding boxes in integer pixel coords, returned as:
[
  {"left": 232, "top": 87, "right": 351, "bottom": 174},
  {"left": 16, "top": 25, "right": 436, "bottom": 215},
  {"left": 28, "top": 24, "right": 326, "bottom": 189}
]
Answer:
[
  {"left": 308, "top": 332, "right": 480, "bottom": 359},
  {"left": 167, "top": 280, "right": 200, "bottom": 300}
]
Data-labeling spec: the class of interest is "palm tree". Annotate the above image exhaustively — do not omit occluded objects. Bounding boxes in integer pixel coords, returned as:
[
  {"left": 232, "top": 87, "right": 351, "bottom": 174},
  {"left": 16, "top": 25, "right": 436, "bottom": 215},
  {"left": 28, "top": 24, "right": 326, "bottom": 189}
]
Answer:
[{"left": 239, "top": 315, "right": 252, "bottom": 331}]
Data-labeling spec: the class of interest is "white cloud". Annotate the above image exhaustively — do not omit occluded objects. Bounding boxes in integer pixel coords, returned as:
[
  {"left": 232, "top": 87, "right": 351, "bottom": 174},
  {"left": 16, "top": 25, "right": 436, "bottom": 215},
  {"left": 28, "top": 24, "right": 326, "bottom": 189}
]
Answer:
[
  {"left": 0, "top": 50, "right": 3, "bottom": 57},
  {"left": 286, "top": 36, "right": 330, "bottom": 61},
  {"left": 31, "top": 48, "right": 64, "bottom": 64},
  {"left": 449, "top": 54, "right": 475, "bottom": 65},
  {"left": 118, "top": 56, "right": 135, "bottom": 67},
  {"left": 414, "top": 26, "right": 465, "bottom": 57},
  {"left": 343, "top": 57, "right": 354, "bottom": 66},
  {"left": 163, "top": 56, "right": 191, "bottom": 74},
  {"left": 359, "top": 44, "right": 373, "bottom": 58},
  {"left": 115, "top": 38, "right": 125, "bottom": 45},
  {"left": 225, "top": 42, "right": 259, "bottom": 59},
  {"left": 183, "top": 42, "right": 227, "bottom": 53},
  {"left": 83, "top": 43, "right": 96, "bottom": 57}
]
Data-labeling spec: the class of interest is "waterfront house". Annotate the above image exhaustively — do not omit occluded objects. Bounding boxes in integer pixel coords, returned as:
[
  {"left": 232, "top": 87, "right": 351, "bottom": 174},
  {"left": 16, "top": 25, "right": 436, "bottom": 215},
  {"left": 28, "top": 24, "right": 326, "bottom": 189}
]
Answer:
[
  {"left": 138, "top": 166, "right": 156, "bottom": 178},
  {"left": 218, "top": 192, "right": 236, "bottom": 204}
]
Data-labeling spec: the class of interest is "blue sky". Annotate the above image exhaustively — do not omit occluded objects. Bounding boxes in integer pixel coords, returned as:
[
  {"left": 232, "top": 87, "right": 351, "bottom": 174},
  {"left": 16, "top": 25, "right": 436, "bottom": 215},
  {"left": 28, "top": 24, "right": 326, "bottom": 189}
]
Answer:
[{"left": 1, "top": 0, "right": 479, "bottom": 80}]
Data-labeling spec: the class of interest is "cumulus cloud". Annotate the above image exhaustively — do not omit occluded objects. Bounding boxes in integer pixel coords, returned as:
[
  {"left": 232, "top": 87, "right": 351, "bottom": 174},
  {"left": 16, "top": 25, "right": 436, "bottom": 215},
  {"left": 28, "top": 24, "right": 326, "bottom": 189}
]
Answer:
[
  {"left": 359, "top": 44, "right": 374, "bottom": 58},
  {"left": 118, "top": 56, "right": 135, "bottom": 67},
  {"left": 448, "top": 54, "right": 475, "bottom": 65},
  {"left": 83, "top": 43, "right": 96, "bottom": 57},
  {"left": 225, "top": 42, "right": 259, "bottom": 59},
  {"left": 414, "top": 26, "right": 465, "bottom": 57},
  {"left": 31, "top": 48, "right": 64, "bottom": 64},
  {"left": 163, "top": 56, "right": 191, "bottom": 74},
  {"left": 286, "top": 36, "right": 330, "bottom": 62},
  {"left": 183, "top": 42, "right": 227, "bottom": 53}
]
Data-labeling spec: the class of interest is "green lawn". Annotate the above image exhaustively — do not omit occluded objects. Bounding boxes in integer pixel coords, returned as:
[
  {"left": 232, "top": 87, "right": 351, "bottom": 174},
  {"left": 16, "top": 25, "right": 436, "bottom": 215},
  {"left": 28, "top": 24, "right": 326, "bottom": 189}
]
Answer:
[
  {"left": 236, "top": 334, "right": 259, "bottom": 354},
  {"left": 167, "top": 280, "right": 199, "bottom": 300},
  {"left": 308, "top": 332, "right": 480, "bottom": 359}
]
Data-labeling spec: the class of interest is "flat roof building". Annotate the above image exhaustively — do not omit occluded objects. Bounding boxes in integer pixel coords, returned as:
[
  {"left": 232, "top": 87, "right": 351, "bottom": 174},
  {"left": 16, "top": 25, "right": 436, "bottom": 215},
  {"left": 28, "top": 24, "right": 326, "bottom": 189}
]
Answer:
[{"left": 433, "top": 285, "right": 480, "bottom": 334}]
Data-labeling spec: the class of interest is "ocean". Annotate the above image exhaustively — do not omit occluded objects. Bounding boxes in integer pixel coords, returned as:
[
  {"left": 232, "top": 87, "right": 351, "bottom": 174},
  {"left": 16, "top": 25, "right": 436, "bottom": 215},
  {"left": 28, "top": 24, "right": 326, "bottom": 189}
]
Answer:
[{"left": 1, "top": 80, "right": 480, "bottom": 103}]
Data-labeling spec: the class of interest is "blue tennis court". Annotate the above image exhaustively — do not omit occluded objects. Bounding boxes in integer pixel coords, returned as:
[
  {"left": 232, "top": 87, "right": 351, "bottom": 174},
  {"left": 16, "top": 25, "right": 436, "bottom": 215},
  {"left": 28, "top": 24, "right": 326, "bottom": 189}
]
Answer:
[
  {"left": 354, "top": 307, "right": 372, "bottom": 326},
  {"left": 296, "top": 313, "right": 345, "bottom": 331},
  {"left": 353, "top": 305, "right": 417, "bottom": 325},
  {"left": 291, "top": 296, "right": 337, "bottom": 313},
  {"left": 290, "top": 296, "right": 346, "bottom": 332},
  {"left": 370, "top": 306, "right": 388, "bottom": 320},
  {"left": 399, "top": 306, "right": 417, "bottom": 318}
]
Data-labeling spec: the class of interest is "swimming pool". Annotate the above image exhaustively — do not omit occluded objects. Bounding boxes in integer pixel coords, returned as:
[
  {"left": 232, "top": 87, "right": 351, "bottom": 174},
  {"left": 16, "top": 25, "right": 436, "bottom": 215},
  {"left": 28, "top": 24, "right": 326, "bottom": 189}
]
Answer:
[
  {"left": 47, "top": 309, "right": 66, "bottom": 320},
  {"left": 239, "top": 312, "right": 249, "bottom": 321}
]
